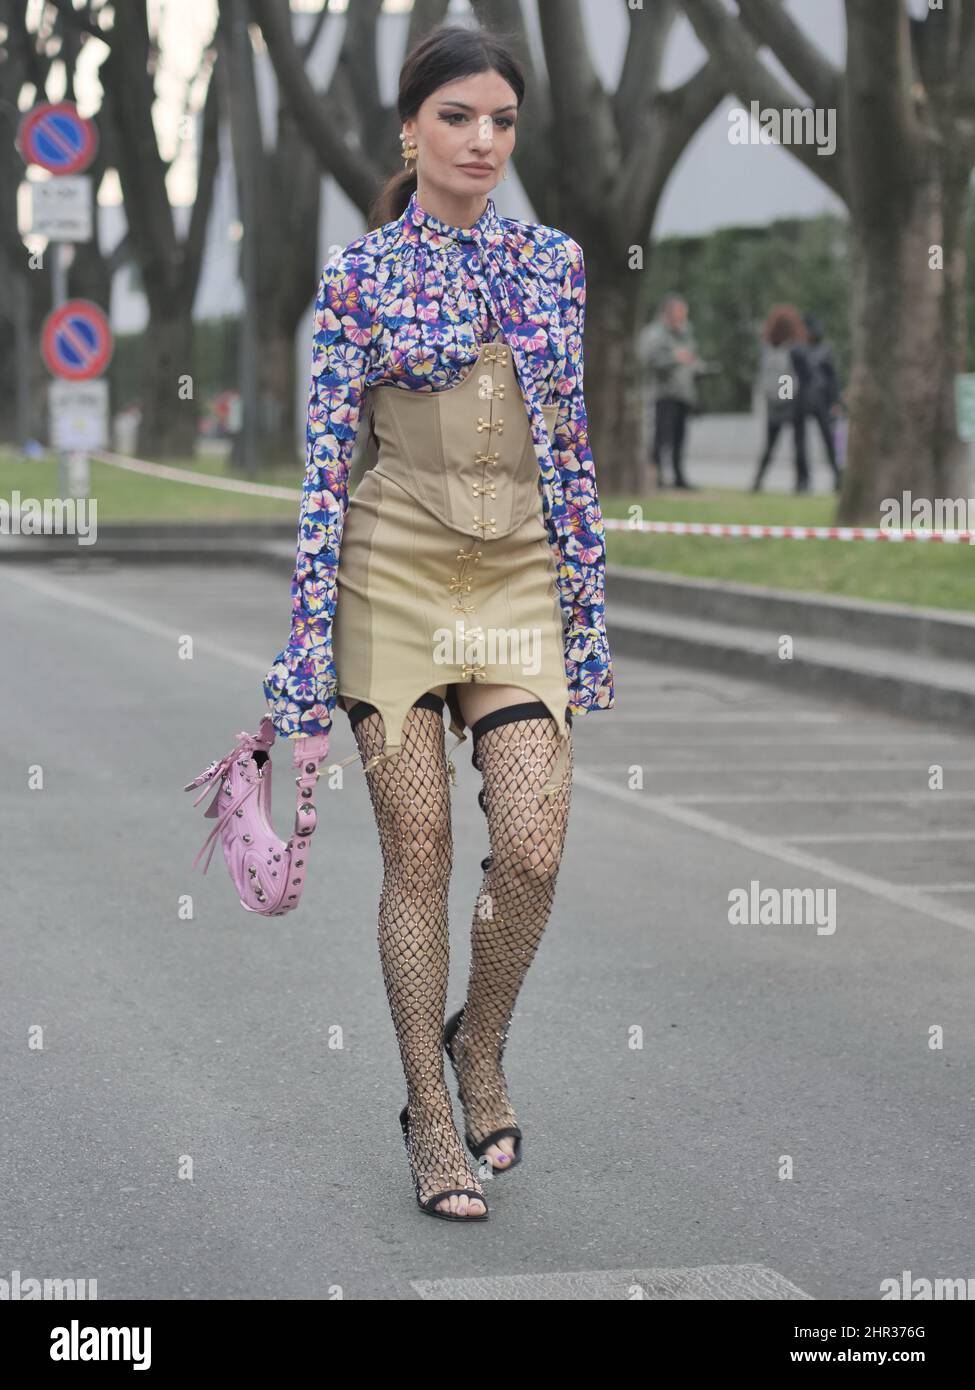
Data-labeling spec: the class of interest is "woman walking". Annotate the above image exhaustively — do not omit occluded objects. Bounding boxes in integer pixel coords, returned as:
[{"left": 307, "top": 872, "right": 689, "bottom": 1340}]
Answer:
[
  {"left": 263, "top": 26, "right": 614, "bottom": 1221},
  {"left": 751, "top": 304, "right": 812, "bottom": 493}
]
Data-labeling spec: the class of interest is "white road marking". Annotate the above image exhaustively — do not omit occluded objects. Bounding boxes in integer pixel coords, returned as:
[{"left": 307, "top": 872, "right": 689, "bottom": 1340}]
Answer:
[
  {"left": 899, "top": 884, "right": 975, "bottom": 894},
  {"left": 0, "top": 565, "right": 268, "bottom": 674},
  {"left": 660, "top": 792, "right": 975, "bottom": 804},
  {"left": 787, "top": 831, "right": 975, "bottom": 844},
  {"left": 572, "top": 768, "right": 975, "bottom": 933},
  {"left": 623, "top": 762, "right": 975, "bottom": 773}
]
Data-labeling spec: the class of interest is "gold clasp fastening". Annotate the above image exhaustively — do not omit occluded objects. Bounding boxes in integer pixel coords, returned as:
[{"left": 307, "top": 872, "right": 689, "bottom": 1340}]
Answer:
[
  {"left": 472, "top": 480, "right": 496, "bottom": 498},
  {"left": 472, "top": 516, "right": 497, "bottom": 536},
  {"left": 483, "top": 345, "right": 508, "bottom": 365},
  {"left": 477, "top": 381, "right": 506, "bottom": 400},
  {"left": 461, "top": 661, "right": 487, "bottom": 680},
  {"left": 448, "top": 574, "right": 473, "bottom": 594},
  {"left": 474, "top": 450, "right": 500, "bottom": 468},
  {"left": 456, "top": 546, "right": 481, "bottom": 562}
]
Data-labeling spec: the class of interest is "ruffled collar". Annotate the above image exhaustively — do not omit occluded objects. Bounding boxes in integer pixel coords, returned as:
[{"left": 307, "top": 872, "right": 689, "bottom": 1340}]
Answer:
[{"left": 399, "top": 189, "right": 505, "bottom": 251}]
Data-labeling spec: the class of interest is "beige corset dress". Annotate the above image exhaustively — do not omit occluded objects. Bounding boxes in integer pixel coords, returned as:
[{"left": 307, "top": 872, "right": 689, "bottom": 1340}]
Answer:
[{"left": 330, "top": 330, "right": 572, "bottom": 798}]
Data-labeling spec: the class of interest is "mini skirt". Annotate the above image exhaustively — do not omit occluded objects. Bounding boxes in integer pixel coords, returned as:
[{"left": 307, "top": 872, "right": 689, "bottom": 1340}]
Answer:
[{"left": 330, "top": 330, "right": 572, "bottom": 798}]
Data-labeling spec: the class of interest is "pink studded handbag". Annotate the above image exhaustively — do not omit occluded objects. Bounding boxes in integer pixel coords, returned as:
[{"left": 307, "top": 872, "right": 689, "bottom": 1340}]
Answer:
[{"left": 183, "top": 717, "right": 330, "bottom": 917}]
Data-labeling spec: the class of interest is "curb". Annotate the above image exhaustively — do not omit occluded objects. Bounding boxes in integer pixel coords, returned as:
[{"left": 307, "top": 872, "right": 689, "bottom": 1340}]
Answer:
[
  {"left": 606, "top": 567, "right": 975, "bottom": 728},
  {"left": 3, "top": 538, "right": 973, "bottom": 728}
]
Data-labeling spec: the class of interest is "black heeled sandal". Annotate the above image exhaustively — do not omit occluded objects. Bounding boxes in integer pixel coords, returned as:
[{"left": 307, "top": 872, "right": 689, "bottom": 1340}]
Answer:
[
  {"left": 398, "top": 1104, "right": 489, "bottom": 1221},
  {"left": 443, "top": 992, "right": 524, "bottom": 1175}
]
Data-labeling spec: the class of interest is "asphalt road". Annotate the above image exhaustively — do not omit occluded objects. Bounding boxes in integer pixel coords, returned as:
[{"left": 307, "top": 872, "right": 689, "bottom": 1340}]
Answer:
[{"left": 2, "top": 556, "right": 973, "bottom": 1301}]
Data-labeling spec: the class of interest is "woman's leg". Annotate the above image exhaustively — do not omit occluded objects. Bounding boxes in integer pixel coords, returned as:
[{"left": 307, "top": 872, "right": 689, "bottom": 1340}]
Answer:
[
  {"left": 349, "top": 701, "right": 485, "bottom": 1216},
  {"left": 752, "top": 415, "right": 782, "bottom": 491},
  {"left": 450, "top": 687, "right": 574, "bottom": 1169},
  {"left": 792, "top": 412, "right": 810, "bottom": 492}
]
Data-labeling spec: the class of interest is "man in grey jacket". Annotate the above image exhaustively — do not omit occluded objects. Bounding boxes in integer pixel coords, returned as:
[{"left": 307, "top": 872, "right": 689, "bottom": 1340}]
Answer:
[{"left": 638, "top": 294, "right": 703, "bottom": 489}]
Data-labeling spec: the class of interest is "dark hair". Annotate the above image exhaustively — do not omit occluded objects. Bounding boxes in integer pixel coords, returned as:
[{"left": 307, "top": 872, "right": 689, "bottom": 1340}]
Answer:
[
  {"left": 367, "top": 23, "right": 525, "bottom": 230},
  {"left": 803, "top": 311, "right": 823, "bottom": 344},
  {"left": 763, "top": 304, "right": 807, "bottom": 347}
]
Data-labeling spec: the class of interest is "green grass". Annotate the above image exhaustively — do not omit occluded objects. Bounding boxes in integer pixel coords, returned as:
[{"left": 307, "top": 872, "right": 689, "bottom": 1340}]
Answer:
[
  {"left": 604, "top": 490, "right": 975, "bottom": 615},
  {"left": 4, "top": 452, "right": 972, "bottom": 613},
  {"left": 0, "top": 450, "right": 299, "bottom": 523}
]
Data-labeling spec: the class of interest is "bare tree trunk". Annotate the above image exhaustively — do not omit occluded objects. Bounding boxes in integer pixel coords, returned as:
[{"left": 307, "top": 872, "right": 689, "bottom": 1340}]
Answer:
[
  {"left": 218, "top": 2, "right": 321, "bottom": 467},
  {"left": 844, "top": 174, "right": 968, "bottom": 519},
  {"left": 681, "top": 0, "right": 975, "bottom": 523},
  {"left": 137, "top": 302, "right": 198, "bottom": 460},
  {"left": 586, "top": 263, "right": 654, "bottom": 496},
  {"left": 257, "top": 324, "right": 299, "bottom": 464},
  {"left": 90, "top": 2, "right": 220, "bottom": 460}
]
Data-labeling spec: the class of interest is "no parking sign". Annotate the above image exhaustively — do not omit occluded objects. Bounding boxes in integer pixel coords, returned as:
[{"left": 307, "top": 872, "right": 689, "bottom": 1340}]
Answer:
[
  {"left": 42, "top": 300, "right": 113, "bottom": 381},
  {"left": 17, "top": 102, "right": 98, "bottom": 175}
]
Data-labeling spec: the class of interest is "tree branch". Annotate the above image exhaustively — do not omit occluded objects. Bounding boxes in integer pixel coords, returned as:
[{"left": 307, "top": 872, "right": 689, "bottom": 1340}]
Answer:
[
  {"left": 681, "top": 0, "right": 848, "bottom": 200},
  {"left": 250, "top": 0, "right": 380, "bottom": 208},
  {"left": 535, "top": 0, "right": 618, "bottom": 226},
  {"left": 182, "top": 48, "right": 221, "bottom": 297},
  {"left": 472, "top": 0, "right": 554, "bottom": 223},
  {"left": 617, "top": 0, "right": 678, "bottom": 142},
  {"left": 736, "top": 0, "right": 840, "bottom": 110},
  {"left": 844, "top": 0, "right": 922, "bottom": 220},
  {"left": 955, "top": 0, "right": 975, "bottom": 149},
  {"left": 622, "top": 55, "right": 726, "bottom": 237},
  {"left": 49, "top": 0, "right": 109, "bottom": 44}
]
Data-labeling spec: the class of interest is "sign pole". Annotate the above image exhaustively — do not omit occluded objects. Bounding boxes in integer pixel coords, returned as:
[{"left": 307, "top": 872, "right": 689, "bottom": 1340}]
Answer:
[{"left": 18, "top": 101, "right": 103, "bottom": 497}]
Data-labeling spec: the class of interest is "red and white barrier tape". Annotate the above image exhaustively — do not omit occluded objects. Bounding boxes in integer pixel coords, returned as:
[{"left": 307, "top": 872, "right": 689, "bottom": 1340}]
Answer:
[
  {"left": 603, "top": 518, "right": 975, "bottom": 544},
  {"left": 89, "top": 453, "right": 973, "bottom": 543}
]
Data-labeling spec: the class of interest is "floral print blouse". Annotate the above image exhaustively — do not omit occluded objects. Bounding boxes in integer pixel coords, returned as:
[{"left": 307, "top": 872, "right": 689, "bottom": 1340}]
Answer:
[{"left": 263, "top": 189, "right": 615, "bottom": 741}]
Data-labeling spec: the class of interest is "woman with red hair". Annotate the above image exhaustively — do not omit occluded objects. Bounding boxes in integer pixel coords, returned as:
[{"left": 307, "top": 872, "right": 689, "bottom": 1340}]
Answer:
[{"left": 751, "top": 304, "right": 811, "bottom": 493}]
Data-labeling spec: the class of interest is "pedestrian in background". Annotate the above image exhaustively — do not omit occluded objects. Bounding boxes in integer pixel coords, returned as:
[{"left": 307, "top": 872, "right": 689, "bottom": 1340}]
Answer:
[
  {"left": 751, "top": 304, "right": 811, "bottom": 493},
  {"left": 799, "top": 311, "right": 843, "bottom": 492},
  {"left": 639, "top": 293, "right": 704, "bottom": 490}
]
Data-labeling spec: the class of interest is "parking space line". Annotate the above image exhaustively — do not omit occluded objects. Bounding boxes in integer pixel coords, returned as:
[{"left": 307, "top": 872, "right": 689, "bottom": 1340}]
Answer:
[
  {"left": 787, "top": 831, "right": 975, "bottom": 844},
  {"left": 573, "top": 768, "right": 975, "bottom": 933},
  {"left": 0, "top": 565, "right": 268, "bottom": 674},
  {"left": 899, "top": 883, "right": 975, "bottom": 894},
  {"left": 664, "top": 792, "right": 975, "bottom": 804}
]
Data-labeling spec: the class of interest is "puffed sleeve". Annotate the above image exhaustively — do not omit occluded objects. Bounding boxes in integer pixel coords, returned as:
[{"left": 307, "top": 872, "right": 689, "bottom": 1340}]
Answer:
[
  {"left": 553, "top": 237, "right": 615, "bottom": 713},
  {"left": 263, "top": 254, "right": 374, "bottom": 740}
]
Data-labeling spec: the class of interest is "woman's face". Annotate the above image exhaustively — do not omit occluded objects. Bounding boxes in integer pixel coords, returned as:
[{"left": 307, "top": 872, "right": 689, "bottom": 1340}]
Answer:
[{"left": 404, "top": 70, "right": 519, "bottom": 208}]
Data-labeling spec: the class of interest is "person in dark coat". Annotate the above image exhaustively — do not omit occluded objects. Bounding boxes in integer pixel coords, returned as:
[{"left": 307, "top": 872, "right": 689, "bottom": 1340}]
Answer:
[{"left": 798, "top": 312, "right": 843, "bottom": 491}]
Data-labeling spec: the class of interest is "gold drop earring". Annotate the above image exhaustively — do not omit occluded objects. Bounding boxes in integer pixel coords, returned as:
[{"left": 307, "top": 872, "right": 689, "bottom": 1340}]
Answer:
[{"left": 400, "top": 132, "right": 418, "bottom": 170}]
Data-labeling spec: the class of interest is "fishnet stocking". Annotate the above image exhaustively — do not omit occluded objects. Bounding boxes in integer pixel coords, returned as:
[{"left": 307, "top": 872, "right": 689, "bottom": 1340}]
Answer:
[
  {"left": 350, "top": 703, "right": 485, "bottom": 1214},
  {"left": 451, "top": 714, "right": 574, "bottom": 1163}
]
